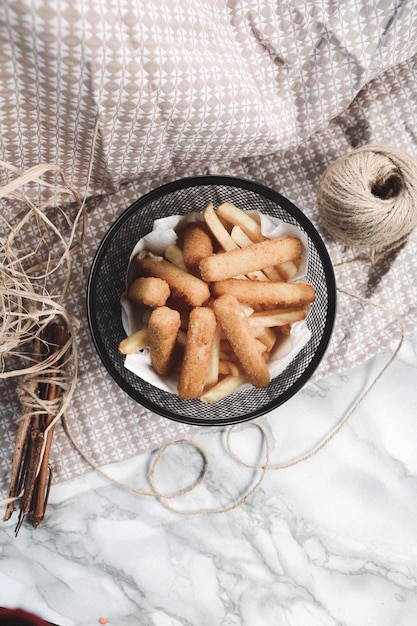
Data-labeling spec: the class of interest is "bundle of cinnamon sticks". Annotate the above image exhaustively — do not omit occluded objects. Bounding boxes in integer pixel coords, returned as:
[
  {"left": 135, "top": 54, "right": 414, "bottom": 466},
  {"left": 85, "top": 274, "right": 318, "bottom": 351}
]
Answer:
[{"left": 3, "top": 322, "right": 69, "bottom": 535}]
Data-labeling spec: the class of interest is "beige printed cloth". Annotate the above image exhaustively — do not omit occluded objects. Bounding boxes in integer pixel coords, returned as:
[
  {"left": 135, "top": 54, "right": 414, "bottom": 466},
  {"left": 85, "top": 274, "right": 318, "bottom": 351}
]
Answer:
[{"left": 1, "top": 0, "right": 417, "bottom": 493}]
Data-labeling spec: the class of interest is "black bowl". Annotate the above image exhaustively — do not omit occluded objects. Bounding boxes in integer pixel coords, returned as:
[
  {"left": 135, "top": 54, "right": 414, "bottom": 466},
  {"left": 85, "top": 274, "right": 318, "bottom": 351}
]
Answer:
[{"left": 87, "top": 175, "right": 336, "bottom": 426}]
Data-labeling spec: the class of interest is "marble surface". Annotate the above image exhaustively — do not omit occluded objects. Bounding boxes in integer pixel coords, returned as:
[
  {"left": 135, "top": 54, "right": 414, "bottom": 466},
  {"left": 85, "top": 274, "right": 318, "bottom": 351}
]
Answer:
[{"left": 1, "top": 329, "right": 417, "bottom": 626}]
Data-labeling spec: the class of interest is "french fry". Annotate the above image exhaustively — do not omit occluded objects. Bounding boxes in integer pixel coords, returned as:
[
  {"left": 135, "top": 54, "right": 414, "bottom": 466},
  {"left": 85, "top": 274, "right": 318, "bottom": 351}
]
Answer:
[
  {"left": 230, "top": 224, "right": 253, "bottom": 247},
  {"left": 219, "top": 360, "right": 242, "bottom": 376},
  {"left": 202, "top": 202, "right": 237, "bottom": 252},
  {"left": 217, "top": 202, "right": 265, "bottom": 243},
  {"left": 200, "top": 374, "right": 247, "bottom": 403},
  {"left": 118, "top": 328, "right": 149, "bottom": 354},
  {"left": 252, "top": 326, "right": 277, "bottom": 352},
  {"left": 277, "top": 260, "right": 299, "bottom": 280},
  {"left": 255, "top": 338, "right": 268, "bottom": 353},
  {"left": 262, "top": 265, "right": 284, "bottom": 281},
  {"left": 248, "top": 305, "right": 309, "bottom": 328},
  {"left": 176, "top": 329, "right": 188, "bottom": 348},
  {"left": 246, "top": 270, "right": 270, "bottom": 281},
  {"left": 164, "top": 243, "right": 187, "bottom": 271}
]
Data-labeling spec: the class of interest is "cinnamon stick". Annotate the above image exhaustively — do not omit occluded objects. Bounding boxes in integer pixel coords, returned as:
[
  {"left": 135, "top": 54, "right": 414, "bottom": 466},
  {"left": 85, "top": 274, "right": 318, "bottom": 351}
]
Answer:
[
  {"left": 2, "top": 338, "right": 41, "bottom": 523},
  {"left": 31, "top": 324, "right": 68, "bottom": 528},
  {"left": 14, "top": 416, "right": 44, "bottom": 535},
  {"left": 3, "top": 322, "right": 69, "bottom": 535}
]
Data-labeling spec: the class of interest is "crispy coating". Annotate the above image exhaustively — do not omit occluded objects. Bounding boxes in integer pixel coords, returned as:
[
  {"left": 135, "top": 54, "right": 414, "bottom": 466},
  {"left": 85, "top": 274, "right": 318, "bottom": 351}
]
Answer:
[
  {"left": 211, "top": 278, "right": 315, "bottom": 306},
  {"left": 213, "top": 294, "right": 270, "bottom": 388},
  {"left": 199, "top": 236, "right": 303, "bottom": 282},
  {"left": 128, "top": 276, "right": 170, "bottom": 307},
  {"left": 148, "top": 306, "right": 181, "bottom": 376},
  {"left": 178, "top": 306, "right": 217, "bottom": 400},
  {"left": 182, "top": 222, "right": 214, "bottom": 276},
  {"left": 136, "top": 255, "right": 210, "bottom": 307}
]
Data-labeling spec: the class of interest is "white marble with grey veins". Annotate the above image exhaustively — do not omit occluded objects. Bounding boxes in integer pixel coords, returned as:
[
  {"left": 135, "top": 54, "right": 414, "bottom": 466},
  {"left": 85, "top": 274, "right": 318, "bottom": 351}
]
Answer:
[{"left": 1, "top": 330, "right": 417, "bottom": 626}]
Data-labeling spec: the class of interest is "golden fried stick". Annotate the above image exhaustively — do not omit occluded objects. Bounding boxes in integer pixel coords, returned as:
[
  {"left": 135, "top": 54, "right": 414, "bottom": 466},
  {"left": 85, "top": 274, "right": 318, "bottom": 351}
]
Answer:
[
  {"left": 199, "top": 236, "right": 302, "bottom": 282},
  {"left": 148, "top": 306, "right": 181, "bottom": 376},
  {"left": 128, "top": 276, "right": 170, "bottom": 307},
  {"left": 211, "top": 278, "right": 315, "bottom": 306},
  {"left": 182, "top": 222, "right": 214, "bottom": 276},
  {"left": 136, "top": 255, "right": 210, "bottom": 307},
  {"left": 213, "top": 294, "right": 270, "bottom": 388},
  {"left": 178, "top": 307, "right": 217, "bottom": 400}
]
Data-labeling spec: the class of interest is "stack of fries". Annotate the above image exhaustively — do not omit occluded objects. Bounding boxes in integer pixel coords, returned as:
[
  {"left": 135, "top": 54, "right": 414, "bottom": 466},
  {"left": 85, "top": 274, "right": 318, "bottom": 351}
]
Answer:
[{"left": 119, "top": 202, "right": 315, "bottom": 403}]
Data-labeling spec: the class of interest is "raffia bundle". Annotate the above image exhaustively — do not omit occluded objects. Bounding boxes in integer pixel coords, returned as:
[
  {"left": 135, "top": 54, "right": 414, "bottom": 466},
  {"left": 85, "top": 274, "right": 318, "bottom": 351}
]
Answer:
[{"left": 0, "top": 161, "right": 87, "bottom": 530}]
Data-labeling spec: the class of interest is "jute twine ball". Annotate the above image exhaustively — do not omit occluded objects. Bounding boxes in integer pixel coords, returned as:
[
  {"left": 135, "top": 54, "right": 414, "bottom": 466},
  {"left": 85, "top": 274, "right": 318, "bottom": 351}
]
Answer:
[{"left": 317, "top": 144, "right": 417, "bottom": 253}]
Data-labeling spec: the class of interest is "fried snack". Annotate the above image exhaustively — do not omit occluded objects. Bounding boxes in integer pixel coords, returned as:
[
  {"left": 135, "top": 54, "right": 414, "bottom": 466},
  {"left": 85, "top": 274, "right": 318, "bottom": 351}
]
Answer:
[
  {"left": 118, "top": 328, "right": 149, "bottom": 355},
  {"left": 213, "top": 294, "right": 270, "bottom": 388},
  {"left": 219, "top": 360, "right": 241, "bottom": 376},
  {"left": 178, "top": 307, "right": 217, "bottom": 399},
  {"left": 200, "top": 374, "right": 247, "bottom": 403},
  {"left": 276, "top": 260, "right": 299, "bottom": 280},
  {"left": 128, "top": 276, "right": 170, "bottom": 307},
  {"left": 204, "top": 322, "right": 221, "bottom": 388},
  {"left": 199, "top": 236, "right": 303, "bottom": 282},
  {"left": 253, "top": 326, "right": 277, "bottom": 351},
  {"left": 217, "top": 202, "right": 265, "bottom": 243},
  {"left": 137, "top": 255, "right": 210, "bottom": 307},
  {"left": 248, "top": 305, "right": 309, "bottom": 328},
  {"left": 182, "top": 222, "right": 214, "bottom": 276},
  {"left": 211, "top": 278, "right": 315, "bottom": 306},
  {"left": 164, "top": 243, "right": 187, "bottom": 271},
  {"left": 202, "top": 202, "right": 237, "bottom": 251},
  {"left": 148, "top": 306, "right": 181, "bottom": 376},
  {"left": 231, "top": 225, "right": 283, "bottom": 281}
]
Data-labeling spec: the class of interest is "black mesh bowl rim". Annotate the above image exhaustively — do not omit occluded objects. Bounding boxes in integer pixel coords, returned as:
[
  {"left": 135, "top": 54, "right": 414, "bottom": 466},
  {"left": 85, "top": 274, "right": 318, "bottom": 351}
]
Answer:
[{"left": 87, "top": 175, "right": 336, "bottom": 426}]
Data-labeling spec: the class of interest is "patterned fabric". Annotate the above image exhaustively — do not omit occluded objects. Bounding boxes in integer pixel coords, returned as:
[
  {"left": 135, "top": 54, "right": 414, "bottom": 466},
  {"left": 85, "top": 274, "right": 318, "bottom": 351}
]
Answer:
[{"left": 1, "top": 0, "right": 417, "bottom": 491}]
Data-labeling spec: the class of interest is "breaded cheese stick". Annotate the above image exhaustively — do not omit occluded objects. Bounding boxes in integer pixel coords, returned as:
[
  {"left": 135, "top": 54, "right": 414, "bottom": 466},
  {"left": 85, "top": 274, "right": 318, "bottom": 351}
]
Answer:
[
  {"left": 213, "top": 294, "right": 270, "bottom": 388},
  {"left": 211, "top": 279, "right": 315, "bottom": 306},
  {"left": 178, "top": 306, "right": 217, "bottom": 400},
  {"left": 182, "top": 222, "right": 214, "bottom": 276},
  {"left": 199, "top": 236, "right": 303, "bottom": 282},
  {"left": 128, "top": 276, "right": 170, "bottom": 307},
  {"left": 148, "top": 306, "right": 181, "bottom": 376},
  {"left": 136, "top": 255, "right": 210, "bottom": 307}
]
